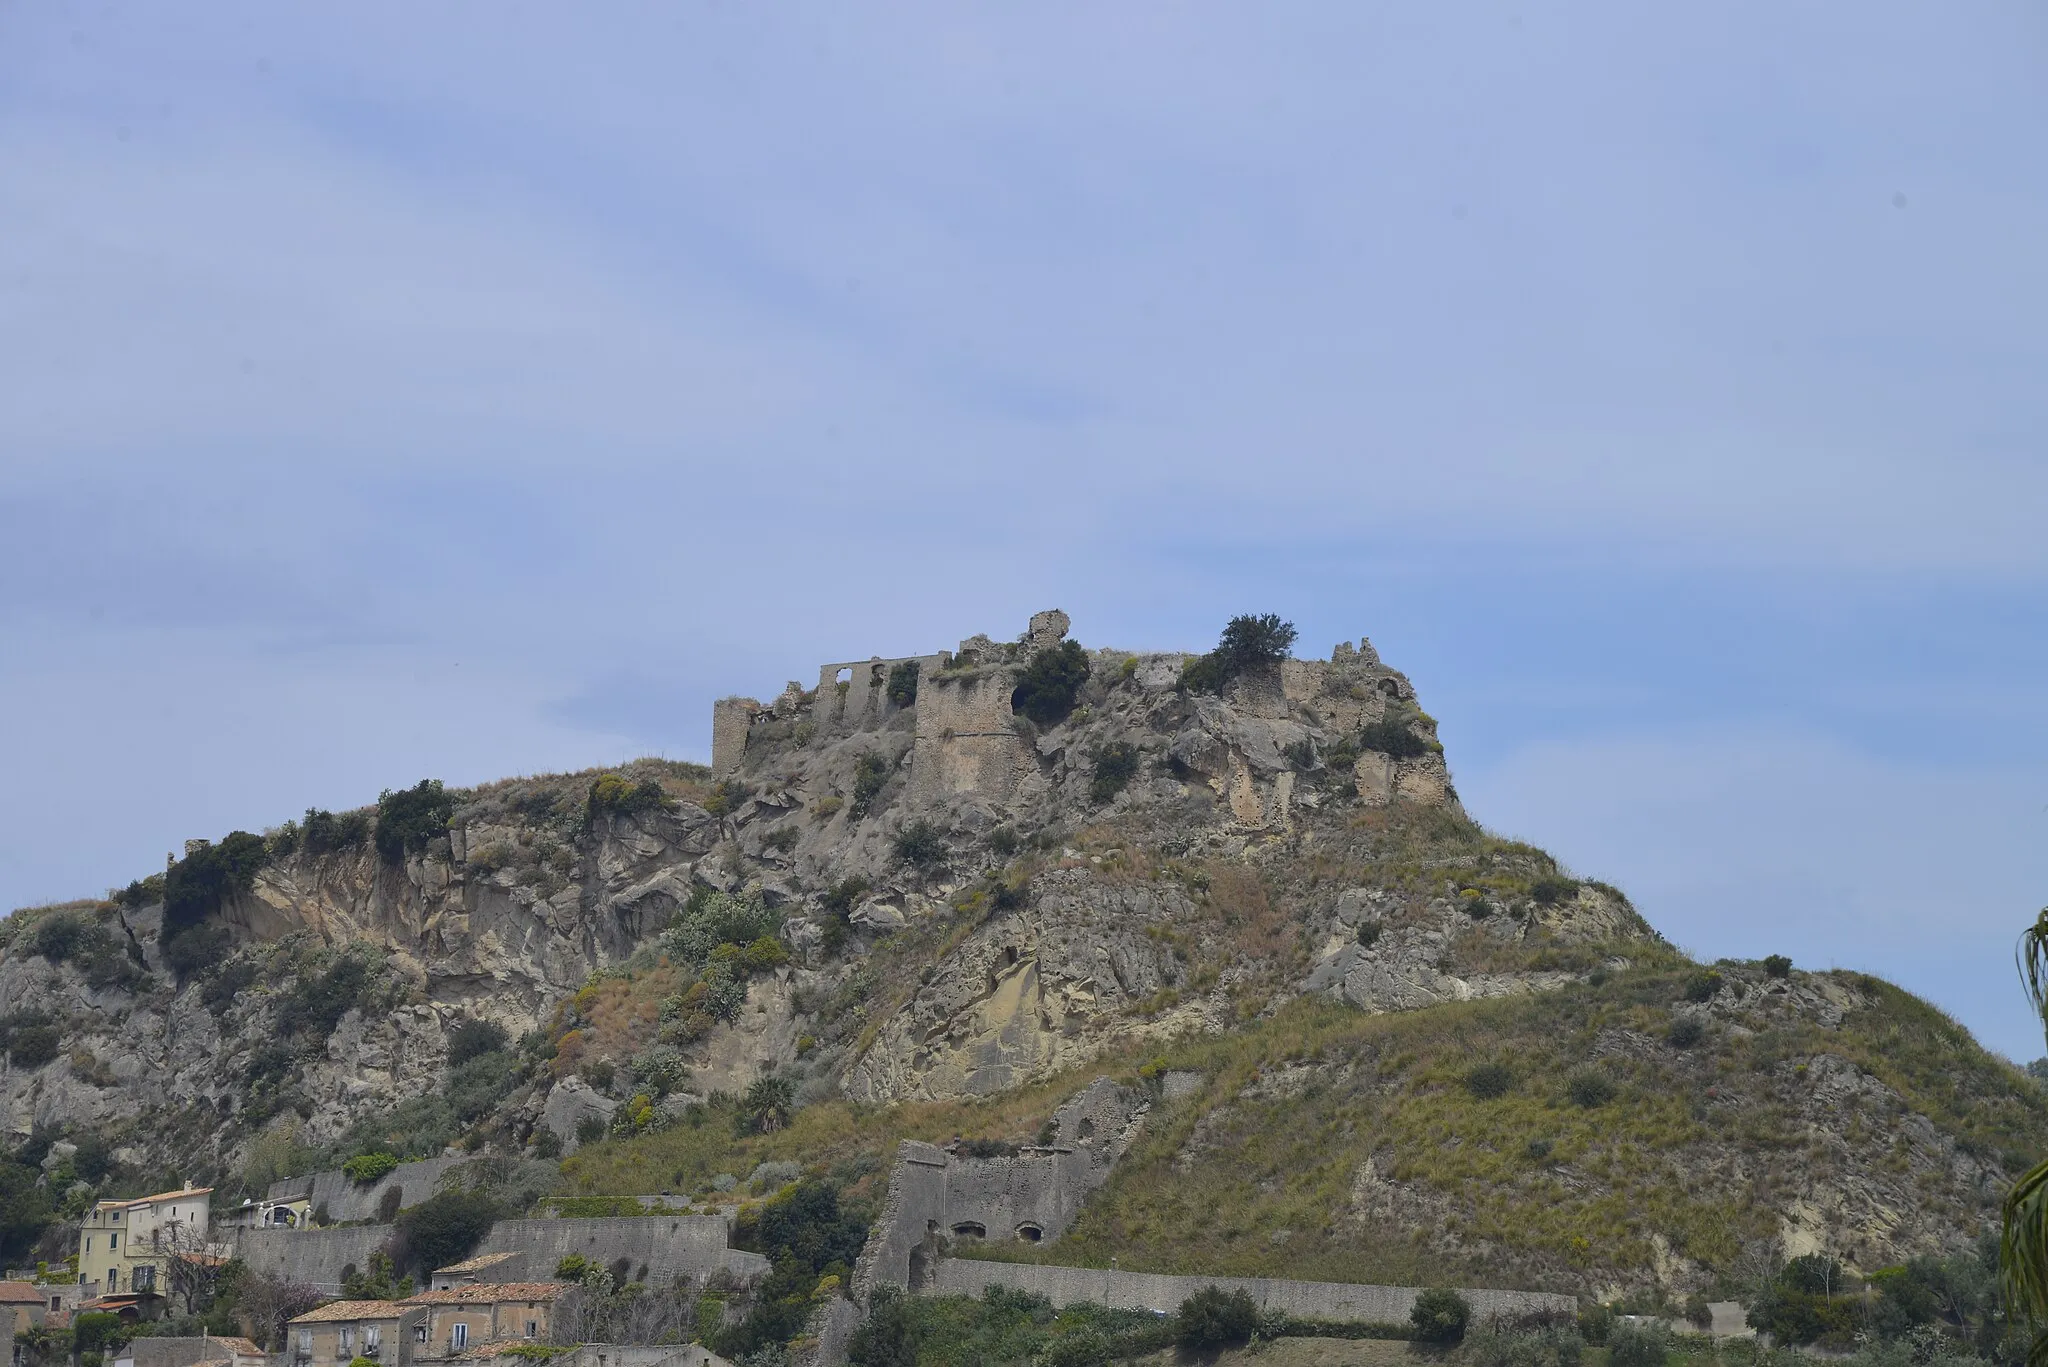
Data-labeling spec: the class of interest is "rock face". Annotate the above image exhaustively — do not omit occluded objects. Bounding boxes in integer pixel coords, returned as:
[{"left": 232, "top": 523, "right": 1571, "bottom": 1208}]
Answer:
[{"left": 0, "top": 611, "right": 1648, "bottom": 1183}]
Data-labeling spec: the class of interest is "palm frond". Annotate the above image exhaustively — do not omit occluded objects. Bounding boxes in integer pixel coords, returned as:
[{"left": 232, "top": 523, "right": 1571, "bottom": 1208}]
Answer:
[
  {"left": 2016, "top": 907, "right": 2048, "bottom": 1039},
  {"left": 2005, "top": 906, "right": 2048, "bottom": 1356}
]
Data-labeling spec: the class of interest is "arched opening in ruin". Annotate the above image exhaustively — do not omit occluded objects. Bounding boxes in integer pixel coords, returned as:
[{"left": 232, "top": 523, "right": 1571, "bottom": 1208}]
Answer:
[
  {"left": 907, "top": 1245, "right": 932, "bottom": 1291},
  {"left": 1075, "top": 1119, "right": 1096, "bottom": 1140},
  {"left": 1015, "top": 1224, "right": 1043, "bottom": 1243},
  {"left": 950, "top": 1222, "right": 987, "bottom": 1240},
  {"left": 835, "top": 667, "right": 852, "bottom": 686}
]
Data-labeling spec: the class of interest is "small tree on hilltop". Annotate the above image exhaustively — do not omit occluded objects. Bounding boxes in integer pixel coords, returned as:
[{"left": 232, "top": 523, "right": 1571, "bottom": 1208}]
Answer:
[
  {"left": 1181, "top": 614, "right": 1297, "bottom": 694},
  {"left": 1011, "top": 641, "right": 1092, "bottom": 726}
]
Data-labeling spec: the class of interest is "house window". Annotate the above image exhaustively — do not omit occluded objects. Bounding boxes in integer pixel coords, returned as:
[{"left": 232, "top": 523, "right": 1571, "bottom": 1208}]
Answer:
[
  {"left": 298, "top": 1331, "right": 312, "bottom": 1354},
  {"left": 364, "top": 1328, "right": 380, "bottom": 1354},
  {"left": 84, "top": 1238, "right": 91, "bottom": 1253},
  {"left": 524, "top": 1322, "right": 537, "bottom": 1339},
  {"left": 111, "top": 1212, "right": 121, "bottom": 1223},
  {"left": 452, "top": 1323, "right": 468, "bottom": 1349},
  {"left": 109, "top": 1233, "right": 119, "bottom": 1250},
  {"left": 133, "top": 1266, "right": 154, "bottom": 1292},
  {"left": 107, "top": 1269, "right": 118, "bottom": 1292},
  {"left": 338, "top": 1328, "right": 352, "bottom": 1355},
  {"left": 413, "top": 1327, "right": 427, "bottom": 1344}
]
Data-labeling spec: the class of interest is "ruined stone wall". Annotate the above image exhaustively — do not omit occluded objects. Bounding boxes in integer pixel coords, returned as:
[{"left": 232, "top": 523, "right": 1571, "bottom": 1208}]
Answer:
[
  {"left": 849, "top": 1140, "right": 950, "bottom": 1303},
  {"left": 911, "top": 671, "right": 1028, "bottom": 803},
  {"left": 711, "top": 698, "right": 760, "bottom": 776},
  {"left": 927, "top": 1259, "right": 1574, "bottom": 1324}
]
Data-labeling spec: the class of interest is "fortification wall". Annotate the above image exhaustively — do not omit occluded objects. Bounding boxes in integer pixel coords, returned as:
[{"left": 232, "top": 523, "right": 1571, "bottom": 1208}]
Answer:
[
  {"left": 228, "top": 1225, "right": 390, "bottom": 1293},
  {"left": 910, "top": 672, "right": 1028, "bottom": 803},
  {"left": 268, "top": 1157, "right": 463, "bottom": 1225},
  {"left": 711, "top": 698, "right": 761, "bottom": 776},
  {"left": 229, "top": 1215, "right": 767, "bottom": 1296},
  {"left": 850, "top": 1141, "right": 950, "bottom": 1301},
  {"left": 928, "top": 1260, "right": 1574, "bottom": 1325}
]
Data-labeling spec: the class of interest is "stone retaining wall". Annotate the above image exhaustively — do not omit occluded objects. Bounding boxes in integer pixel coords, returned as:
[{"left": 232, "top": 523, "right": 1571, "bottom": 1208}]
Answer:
[
  {"left": 229, "top": 1215, "right": 768, "bottom": 1296},
  {"left": 929, "top": 1258, "right": 1574, "bottom": 1325}
]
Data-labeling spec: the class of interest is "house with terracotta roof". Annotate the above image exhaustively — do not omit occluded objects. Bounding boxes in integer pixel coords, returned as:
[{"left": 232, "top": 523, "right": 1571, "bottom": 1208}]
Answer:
[
  {"left": 287, "top": 1300, "right": 425, "bottom": 1367},
  {"left": 427, "top": 1253, "right": 523, "bottom": 1293},
  {"left": 400, "top": 1283, "right": 571, "bottom": 1362},
  {"left": 3, "top": 1282, "right": 48, "bottom": 1366},
  {"left": 76, "top": 1187, "right": 215, "bottom": 1301}
]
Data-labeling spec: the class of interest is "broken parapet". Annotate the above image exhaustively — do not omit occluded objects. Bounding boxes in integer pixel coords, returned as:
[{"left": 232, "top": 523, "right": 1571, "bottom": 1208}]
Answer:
[{"left": 850, "top": 1079, "right": 1148, "bottom": 1304}]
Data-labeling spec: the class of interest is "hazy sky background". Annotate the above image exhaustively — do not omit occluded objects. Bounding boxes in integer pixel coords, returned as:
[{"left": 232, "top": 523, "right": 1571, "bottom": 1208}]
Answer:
[{"left": 4, "top": 4, "right": 2045, "bottom": 1055}]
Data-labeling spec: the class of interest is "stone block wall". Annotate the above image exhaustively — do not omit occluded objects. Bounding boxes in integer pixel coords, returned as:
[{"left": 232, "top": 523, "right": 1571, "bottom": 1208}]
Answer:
[
  {"left": 910, "top": 671, "right": 1028, "bottom": 803},
  {"left": 711, "top": 698, "right": 761, "bottom": 776},
  {"left": 268, "top": 1157, "right": 463, "bottom": 1225},
  {"left": 228, "top": 1215, "right": 768, "bottom": 1296},
  {"left": 928, "top": 1259, "right": 1575, "bottom": 1325}
]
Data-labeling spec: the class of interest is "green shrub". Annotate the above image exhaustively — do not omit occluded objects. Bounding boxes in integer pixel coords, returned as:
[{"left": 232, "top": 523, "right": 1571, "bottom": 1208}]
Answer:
[
  {"left": 1465, "top": 1061, "right": 1514, "bottom": 1099},
  {"left": 1668, "top": 1015, "right": 1705, "bottom": 1049},
  {"left": 301, "top": 807, "right": 371, "bottom": 855},
  {"left": 849, "top": 754, "right": 892, "bottom": 819},
  {"left": 342, "top": 1151, "right": 400, "bottom": 1185},
  {"left": 661, "top": 889, "right": 781, "bottom": 971},
  {"left": 1088, "top": 743, "right": 1140, "bottom": 804},
  {"left": 448, "top": 1052, "right": 515, "bottom": 1122},
  {"left": 1529, "top": 875, "right": 1581, "bottom": 907},
  {"left": 374, "top": 781, "right": 457, "bottom": 864},
  {"left": 1175, "top": 1286, "right": 1258, "bottom": 1350},
  {"left": 1605, "top": 1318, "right": 1671, "bottom": 1367},
  {"left": 1566, "top": 1069, "right": 1617, "bottom": 1108},
  {"left": 1410, "top": 1287, "right": 1470, "bottom": 1343},
  {"left": 702, "top": 779, "right": 750, "bottom": 818},
  {"left": 1525, "top": 1137, "right": 1553, "bottom": 1162},
  {"left": 276, "top": 951, "right": 379, "bottom": 1042},
  {"left": 446, "top": 1019, "right": 509, "bottom": 1068},
  {"left": 588, "top": 773, "right": 670, "bottom": 819},
  {"left": 1179, "top": 613, "right": 1297, "bottom": 694},
  {"left": 986, "top": 827, "right": 1020, "bottom": 857},
  {"left": 1, "top": 1014, "right": 61, "bottom": 1069},
  {"left": 1763, "top": 954, "right": 1793, "bottom": 978},
  {"left": 201, "top": 958, "right": 258, "bottom": 1015},
  {"left": 893, "top": 820, "right": 947, "bottom": 870},
  {"left": 1683, "top": 969, "right": 1723, "bottom": 1002},
  {"left": 112, "top": 873, "right": 166, "bottom": 910},
  {"left": 161, "top": 924, "right": 232, "bottom": 979},
  {"left": 740, "top": 1074, "right": 796, "bottom": 1134},
  {"left": 164, "top": 831, "right": 270, "bottom": 931},
  {"left": 886, "top": 661, "right": 920, "bottom": 709},
  {"left": 1357, "top": 707, "right": 1433, "bottom": 759},
  {"left": 392, "top": 1188, "right": 502, "bottom": 1275},
  {"left": 1011, "top": 641, "right": 1091, "bottom": 725},
  {"left": 1357, "top": 921, "right": 1382, "bottom": 948}
]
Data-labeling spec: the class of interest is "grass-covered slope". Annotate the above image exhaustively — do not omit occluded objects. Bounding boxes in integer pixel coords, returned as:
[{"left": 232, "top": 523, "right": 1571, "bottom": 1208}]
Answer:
[{"left": 562, "top": 945, "right": 2043, "bottom": 1299}]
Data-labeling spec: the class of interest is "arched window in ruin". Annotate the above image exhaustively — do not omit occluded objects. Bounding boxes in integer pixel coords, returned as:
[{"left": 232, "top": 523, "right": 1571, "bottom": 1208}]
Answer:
[
  {"left": 950, "top": 1222, "right": 987, "bottom": 1240},
  {"left": 1014, "top": 1224, "right": 1043, "bottom": 1243}
]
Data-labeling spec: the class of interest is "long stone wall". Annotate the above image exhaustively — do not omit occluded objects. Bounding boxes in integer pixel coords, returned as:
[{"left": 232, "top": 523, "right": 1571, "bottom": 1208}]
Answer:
[
  {"left": 229, "top": 1215, "right": 769, "bottom": 1296},
  {"left": 268, "top": 1157, "right": 463, "bottom": 1225},
  {"left": 928, "top": 1259, "right": 1574, "bottom": 1325}
]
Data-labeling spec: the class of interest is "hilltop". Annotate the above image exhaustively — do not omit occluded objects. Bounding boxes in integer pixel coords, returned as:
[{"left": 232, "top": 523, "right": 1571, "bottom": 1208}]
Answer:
[{"left": 0, "top": 609, "right": 2036, "bottom": 1308}]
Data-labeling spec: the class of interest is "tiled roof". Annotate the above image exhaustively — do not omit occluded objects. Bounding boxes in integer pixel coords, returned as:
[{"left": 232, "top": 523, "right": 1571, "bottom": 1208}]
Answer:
[
  {"left": 290, "top": 1300, "right": 415, "bottom": 1324},
  {"left": 207, "top": 1338, "right": 266, "bottom": 1357},
  {"left": 433, "top": 1252, "right": 522, "bottom": 1274},
  {"left": 402, "top": 1283, "right": 570, "bottom": 1305},
  {"left": 0, "top": 1281, "right": 43, "bottom": 1303},
  {"left": 99, "top": 1187, "right": 214, "bottom": 1210}
]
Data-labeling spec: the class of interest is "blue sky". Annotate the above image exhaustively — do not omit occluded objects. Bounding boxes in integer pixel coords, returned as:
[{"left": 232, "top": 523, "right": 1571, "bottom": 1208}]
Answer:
[{"left": 3, "top": 3, "right": 2044, "bottom": 1056}]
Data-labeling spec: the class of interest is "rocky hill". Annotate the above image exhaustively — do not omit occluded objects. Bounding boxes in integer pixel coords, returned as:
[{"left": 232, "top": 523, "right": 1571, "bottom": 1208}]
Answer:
[{"left": 0, "top": 609, "right": 2037, "bottom": 1302}]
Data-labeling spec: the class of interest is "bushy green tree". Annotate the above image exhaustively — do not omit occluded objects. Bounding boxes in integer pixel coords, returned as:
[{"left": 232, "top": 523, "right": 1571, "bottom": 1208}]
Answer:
[
  {"left": 1175, "top": 1286, "right": 1258, "bottom": 1350},
  {"left": 1011, "top": 641, "right": 1091, "bottom": 725},
  {"left": 1180, "top": 614, "right": 1297, "bottom": 694},
  {"left": 886, "top": 661, "right": 920, "bottom": 709},
  {"left": 1606, "top": 1319, "right": 1672, "bottom": 1367},
  {"left": 393, "top": 1189, "right": 501, "bottom": 1276},
  {"left": 1088, "top": 743, "right": 1140, "bottom": 804},
  {"left": 164, "top": 832, "right": 269, "bottom": 932},
  {"left": 1411, "top": 1287, "right": 1471, "bottom": 1343},
  {"left": 446, "top": 1019, "right": 509, "bottom": 1068},
  {"left": 374, "top": 780, "right": 457, "bottom": 864}
]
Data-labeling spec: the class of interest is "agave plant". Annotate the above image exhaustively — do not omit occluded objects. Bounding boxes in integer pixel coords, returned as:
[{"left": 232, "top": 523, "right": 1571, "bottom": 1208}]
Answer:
[{"left": 2002, "top": 906, "right": 2048, "bottom": 1365}]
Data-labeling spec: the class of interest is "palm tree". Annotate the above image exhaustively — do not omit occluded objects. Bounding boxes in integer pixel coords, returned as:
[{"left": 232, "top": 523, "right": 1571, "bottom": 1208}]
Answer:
[{"left": 2001, "top": 906, "right": 2048, "bottom": 1365}]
